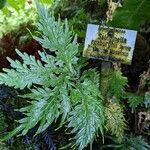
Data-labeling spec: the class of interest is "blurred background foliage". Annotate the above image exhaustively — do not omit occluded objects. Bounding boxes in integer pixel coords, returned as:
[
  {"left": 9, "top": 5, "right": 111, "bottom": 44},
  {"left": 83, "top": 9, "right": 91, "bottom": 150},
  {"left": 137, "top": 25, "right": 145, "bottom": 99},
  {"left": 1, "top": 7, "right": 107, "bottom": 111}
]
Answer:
[
  {"left": 0, "top": 0, "right": 55, "bottom": 38},
  {"left": 108, "top": 0, "right": 150, "bottom": 30}
]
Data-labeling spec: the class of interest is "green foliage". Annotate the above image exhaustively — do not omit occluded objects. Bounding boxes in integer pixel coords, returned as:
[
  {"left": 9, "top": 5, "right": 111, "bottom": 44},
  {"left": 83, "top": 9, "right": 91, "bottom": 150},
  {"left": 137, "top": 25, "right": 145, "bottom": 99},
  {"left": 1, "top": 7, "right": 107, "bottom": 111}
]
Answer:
[
  {"left": 0, "top": 0, "right": 54, "bottom": 38},
  {"left": 0, "top": 1, "right": 36, "bottom": 38},
  {"left": 144, "top": 92, "right": 150, "bottom": 108},
  {"left": 68, "top": 77, "right": 104, "bottom": 149},
  {"left": 0, "top": 112, "right": 6, "bottom": 134},
  {"left": 121, "top": 135, "right": 150, "bottom": 150},
  {"left": 0, "top": 49, "right": 56, "bottom": 89},
  {"left": 127, "top": 93, "right": 144, "bottom": 110},
  {"left": 39, "top": 0, "right": 53, "bottom": 4},
  {"left": 5, "top": 0, "right": 26, "bottom": 12},
  {"left": 68, "top": 9, "right": 90, "bottom": 38},
  {"left": 104, "top": 135, "right": 150, "bottom": 150},
  {"left": 108, "top": 70, "right": 128, "bottom": 99},
  {"left": 0, "top": 2, "right": 105, "bottom": 149},
  {"left": 0, "top": 112, "right": 8, "bottom": 150},
  {"left": 105, "top": 103, "right": 126, "bottom": 143},
  {"left": 54, "top": 0, "right": 107, "bottom": 39},
  {"left": 0, "top": 142, "right": 9, "bottom": 150},
  {"left": 0, "top": 0, "right": 149, "bottom": 149},
  {"left": 108, "top": 0, "right": 150, "bottom": 30},
  {"left": 0, "top": 0, "right": 6, "bottom": 9}
]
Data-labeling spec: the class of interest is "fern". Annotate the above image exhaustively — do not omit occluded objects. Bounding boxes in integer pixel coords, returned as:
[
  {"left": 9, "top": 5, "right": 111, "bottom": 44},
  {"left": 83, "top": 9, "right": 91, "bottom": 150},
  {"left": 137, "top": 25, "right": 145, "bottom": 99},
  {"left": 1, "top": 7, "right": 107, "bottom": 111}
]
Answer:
[
  {"left": 127, "top": 93, "right": 144, "bottom": 111},
  {"left": 105, "top": 102, "right": 126, "bottom": 143},
  {"left": 104, "top": 135, "right": 150, "bottom": 150},
  {"left": 108, "top": 70, "right": 128, "bottom": 99},
  {"left": 0, "top": 1, "right": 105, "bottom": 149},
  {"left": 68, "top": 77, "right": 104, "bottom": 149},
  {"left": 121, "top": 135, "right": 150, "bottom": 150},
  {"left": 0, "top": 49, "right": 57, "bottom": 89}
]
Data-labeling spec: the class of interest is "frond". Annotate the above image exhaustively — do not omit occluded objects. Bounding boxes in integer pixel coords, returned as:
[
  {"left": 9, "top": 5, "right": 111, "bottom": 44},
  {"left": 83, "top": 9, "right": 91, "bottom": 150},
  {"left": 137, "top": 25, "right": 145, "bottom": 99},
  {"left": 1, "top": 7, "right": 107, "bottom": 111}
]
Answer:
[
  {"left": 0, "top": 49, "right": 56, "bottom": 89},
  {"left": 105, "top": 103, "right": 126, "bottom": 143},
  {"left": 122, "top": 135, "right": 150, "bottom": 150},
  {"left": 103, "top": 134, "right": 150, "bottom": 150},
  {"left": 127, "top": 93, "right": 144, "bottom": 110},
  {"left": 0, "top": 2, "right": 106, "bottom": 150},
  {"left": 59, "top": 82, "right": 71, "bottom": 126},
  {"left": 1, "top": 87, "right": 60, "bottom": 141},
  {"left": 68, "top": 75, "right": 104, "bottom": 150},
  {"left": 108, "top": 70, "right": 128, "bottom": 98},
  {"left": 34, "top": 0, "right": 79, "bottom": 68},
  {"left": 0, "top": 1, "right": 79, "bottom": 89}
]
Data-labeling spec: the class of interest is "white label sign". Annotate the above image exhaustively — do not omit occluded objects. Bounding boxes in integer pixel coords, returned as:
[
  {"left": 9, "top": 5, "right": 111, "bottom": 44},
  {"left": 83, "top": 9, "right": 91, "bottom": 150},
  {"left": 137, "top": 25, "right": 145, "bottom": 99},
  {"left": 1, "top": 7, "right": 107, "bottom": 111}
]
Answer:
[{"left": 83, "top": 24, "right": 137, "bottom": 64}]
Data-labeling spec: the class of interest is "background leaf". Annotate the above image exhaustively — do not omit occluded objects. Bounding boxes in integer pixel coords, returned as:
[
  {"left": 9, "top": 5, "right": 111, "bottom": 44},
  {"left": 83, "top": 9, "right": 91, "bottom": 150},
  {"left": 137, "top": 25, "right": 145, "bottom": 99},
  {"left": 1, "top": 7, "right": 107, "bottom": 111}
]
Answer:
[
  {"left": 108, "top": 70, "right": 128, "bottom": 99},
  {"left": 0, "top": 0, "right": 6, "bottom": 9},
  {"left": 108, "top": 0, "right": 150, "bottom": 30}
]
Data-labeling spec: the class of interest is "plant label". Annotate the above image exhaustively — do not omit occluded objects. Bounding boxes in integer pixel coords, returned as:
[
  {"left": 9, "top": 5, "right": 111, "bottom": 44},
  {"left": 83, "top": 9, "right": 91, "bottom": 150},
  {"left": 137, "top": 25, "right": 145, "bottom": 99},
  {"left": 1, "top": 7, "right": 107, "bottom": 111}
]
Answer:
[{"left": 83, "top": 24, "right": 137, "bottom": 64}]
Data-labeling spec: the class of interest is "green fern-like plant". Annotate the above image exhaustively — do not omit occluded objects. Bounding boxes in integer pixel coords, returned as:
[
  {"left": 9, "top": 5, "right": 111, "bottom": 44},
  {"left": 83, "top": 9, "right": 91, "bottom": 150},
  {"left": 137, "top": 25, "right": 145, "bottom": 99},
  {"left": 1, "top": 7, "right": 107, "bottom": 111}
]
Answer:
[
  {"left": 0, "top": 1, "right": 105, "bottom": 149},
  {"left": 108, "top": 69, "right": 128, "bottom": 99},
  {"left": 105, "top": 102, "right": 126, "bottom": 143},
  {"left": 127, "top": 93, "right": 144, "bottom": 112},
  {"left": 103, "top": 134, "right": 150, "bottom": 150},
  {"left": 121, "top": 135, "right": 150, "bottom": 150}
]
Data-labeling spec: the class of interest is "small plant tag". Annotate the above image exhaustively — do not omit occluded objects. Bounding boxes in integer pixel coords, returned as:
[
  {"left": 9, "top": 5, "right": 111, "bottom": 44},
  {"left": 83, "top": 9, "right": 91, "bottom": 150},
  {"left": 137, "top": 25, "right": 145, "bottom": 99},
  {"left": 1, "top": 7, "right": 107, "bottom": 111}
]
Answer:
[{"left": 83, "top": 24, "right": 137, "bottom": 64}]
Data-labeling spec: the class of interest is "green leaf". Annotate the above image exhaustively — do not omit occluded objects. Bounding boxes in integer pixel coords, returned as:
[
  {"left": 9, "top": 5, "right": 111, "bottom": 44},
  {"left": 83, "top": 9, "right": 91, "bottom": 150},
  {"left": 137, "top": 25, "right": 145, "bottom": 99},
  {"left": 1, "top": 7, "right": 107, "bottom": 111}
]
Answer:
[
  {"left": 108, "top": 70, "right": 128, "bottom": 98},
  {"left": 59, "top": 82, "right": 71, "bottom": 126},
  {"left": 105, "top": 103, "right": 126, "bottom": 143},
  {"left": 122, "top": 135, "right": 150, "bottom": 150},
  {"left": 34, "top": 2, "right": 79, "bottom": 68},
  {"left": 39, "top": 0, "right": 53, "bottom": 4},
  {"left": 127, "top": 93, "right": 144, "bottom": 109},
  {"left": 0, "top": 0, "right": 37, "bottom": 38},
  {"left": 0, "top": 0, "right": 6, "bottom": 9},
  {"left": 68, "top": 78, "right": 104, "bottom": 150},
  {"left": 1, "top": 125, "right": 24, "bottom": 141},
  {"left": 1, "top": 87, "right": 60, "bottom": 141},
  {"left": 108, "top": 0, "right": 150, "bottom": 30},
  {"left": 0, "top": 49, "right": 56, "bottom": 89}
]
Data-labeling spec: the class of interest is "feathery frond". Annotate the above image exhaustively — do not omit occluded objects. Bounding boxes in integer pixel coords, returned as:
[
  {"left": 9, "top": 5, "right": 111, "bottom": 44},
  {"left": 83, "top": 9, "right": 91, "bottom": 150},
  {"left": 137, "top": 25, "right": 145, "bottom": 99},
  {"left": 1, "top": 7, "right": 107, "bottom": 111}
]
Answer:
[
  {"left": 68, "top": 75, "right": 104, "bottom": 150},
  {"left": 108, "top": 70, "right": 128, "bottom": 98},
  {"left": 127, "top": 93, "right": 144, "bottom": 110},
  {"left": 105, "top": 103, "right": 126, "bottom": 143},
  {"left": 0, "top": 1, "right": 105, "bottom": 150},
  {"left": 122, "top": 135, "right": 150, "bottom": 150}
]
